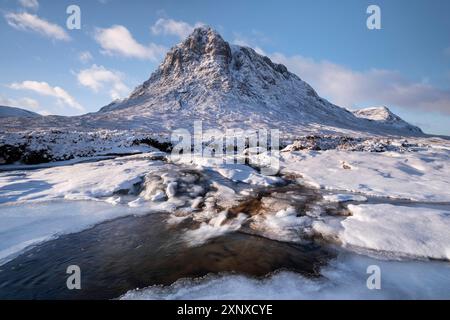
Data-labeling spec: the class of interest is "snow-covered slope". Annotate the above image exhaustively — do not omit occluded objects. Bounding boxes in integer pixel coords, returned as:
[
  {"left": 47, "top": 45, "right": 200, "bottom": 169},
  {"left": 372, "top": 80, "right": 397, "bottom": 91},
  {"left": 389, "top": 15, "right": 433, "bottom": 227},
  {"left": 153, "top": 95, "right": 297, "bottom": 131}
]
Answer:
[
  {"left": 353, "top": 106, "right": 422, "bottom": 134},
  {"left": 0, "top": 106, "right": 40, "bottom": 118},
  {"left": 0, "top": 27, "right": 423, "bottom": 137}
]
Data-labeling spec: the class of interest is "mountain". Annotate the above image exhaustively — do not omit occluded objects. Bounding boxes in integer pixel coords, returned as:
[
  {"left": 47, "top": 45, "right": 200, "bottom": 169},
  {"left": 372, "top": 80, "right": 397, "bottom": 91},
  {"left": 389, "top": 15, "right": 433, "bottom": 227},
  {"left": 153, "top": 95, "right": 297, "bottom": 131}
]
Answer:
[
  {"left": 92, "top": 27, "right": 422, "bottom": 136},
  {"left": 0, "top": 106, "right": 40, "bottom": 118},
  {"left": 353, "top": 106, "right": 422, "bottom": 134},
  {"left": 0, "top": 27, "right": 423, "bottom": 137}
]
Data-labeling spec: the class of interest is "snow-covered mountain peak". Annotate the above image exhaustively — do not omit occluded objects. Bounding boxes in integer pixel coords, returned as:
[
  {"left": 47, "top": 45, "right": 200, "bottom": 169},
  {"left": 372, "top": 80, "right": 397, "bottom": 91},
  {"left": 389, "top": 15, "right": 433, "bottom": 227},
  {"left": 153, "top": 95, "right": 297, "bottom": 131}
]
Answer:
[
  {"left": 122, "top": 26, "right": 295, "bottom": 104},
  {"left": 162, "top": 26, "right": 232, "bottom": 71},
  {"left": 353, "top": 106, "right": 422, "bottom": 134}
]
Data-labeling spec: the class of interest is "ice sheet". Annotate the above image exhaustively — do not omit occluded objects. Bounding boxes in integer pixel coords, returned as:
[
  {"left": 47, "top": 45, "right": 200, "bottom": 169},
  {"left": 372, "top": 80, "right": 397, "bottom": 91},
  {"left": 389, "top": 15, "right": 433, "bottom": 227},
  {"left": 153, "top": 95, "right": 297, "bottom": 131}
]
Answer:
[{"left": 0, "top": 200, "right": 151, "bottom": 265}]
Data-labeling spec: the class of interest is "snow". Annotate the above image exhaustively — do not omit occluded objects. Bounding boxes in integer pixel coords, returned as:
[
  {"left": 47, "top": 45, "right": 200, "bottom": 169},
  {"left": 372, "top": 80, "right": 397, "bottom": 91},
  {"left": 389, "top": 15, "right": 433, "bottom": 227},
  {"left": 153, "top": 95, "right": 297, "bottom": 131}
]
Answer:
[
  {"left": 313, "top": 204, "right": 450, "bottom": 260},
  {"left": 0, "top": 154, "right": 165, "bottom": 204},
  {"left": 120, "top": 252, "right": 450, "bottom": 300},
  {"left": 214, "top": 164, "right": 281, "bottom": 186},
  {"left": 166, "top": 182, "right": 178, "bottom": 198},
  {"left": 0, "top": 155, "right": 116, "bottom": 171},
  {"left": 281, "top": 147, "right": 450, "bottom": 202},
  {"left": 322, "top": 194, "right": 367, "bottom": 202}
]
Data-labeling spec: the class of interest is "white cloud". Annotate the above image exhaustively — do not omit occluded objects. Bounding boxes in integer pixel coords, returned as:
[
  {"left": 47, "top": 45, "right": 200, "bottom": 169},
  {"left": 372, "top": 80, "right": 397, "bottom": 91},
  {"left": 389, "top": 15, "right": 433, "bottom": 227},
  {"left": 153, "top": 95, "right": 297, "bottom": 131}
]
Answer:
[
  {"left": 5, "top": 12, "right": 70, "bottom": 41},
  {"left": 151, "top": 18, "right": 203, "bottom": 39},
  {"left": 9, "top": 81, "right": 84, "bottom": 112},
  {"left": 94, "top": 25, "right": 166, "bottom": 60},
  {"left": 271, "top": 53, "right": 450, "bottom": 115},
  {"left": 77, "top": 64, "right": 130, "bottom": 100},
  {"left": 233, "top": 38, "right": 266, "bottom": 56},
  {"left": 0, "top": 95, "right": 39, "bottom": 110},
  {"left": 18, "top": 0, "right": 39, "bottom": 10},
  {"left": 232, "top": 30, "right": 270, "bottom": 56},
  {"left": 0, "top": 95, "right": 53, "bottom": 115},
  {"left": 79, "top": 51, "right": 93, "bottom": 63}
]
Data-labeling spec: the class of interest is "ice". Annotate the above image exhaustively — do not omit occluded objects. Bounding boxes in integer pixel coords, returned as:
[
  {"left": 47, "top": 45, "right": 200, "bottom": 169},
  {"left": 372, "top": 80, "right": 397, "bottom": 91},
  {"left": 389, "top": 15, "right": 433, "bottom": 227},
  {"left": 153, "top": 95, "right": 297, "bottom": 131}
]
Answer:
[
  {"left": 174, "top": 155, "right": 282, "bottom": 187},
  {"left": 151, "top": 191, "right": 166, "bottom": 202},
  {"left": 313, "top": 204, "right": 450, "bottom": 260},
  {"left": 166, "top": 182, "right": 178, "bottom": 198},
  {"left": 250, "top": 206, "right": 313, "bottom": 242},
  {"left": 322, "top": 194, "right": 367, "bottom": 202},
  {"left": 183, "top": 211, "right": 248, "bottom": 246},
  {"left": 214, "top": 164, "right": 282, "bottom": 186},
  {"left": 281, "top": 148, "right": 450, "bottom": 202},
  {"left": 0, "top": 200, "right": 150, "bottom": 265},
  {"left": 120, "top": 252, "right": 450, "bottom": 300}
]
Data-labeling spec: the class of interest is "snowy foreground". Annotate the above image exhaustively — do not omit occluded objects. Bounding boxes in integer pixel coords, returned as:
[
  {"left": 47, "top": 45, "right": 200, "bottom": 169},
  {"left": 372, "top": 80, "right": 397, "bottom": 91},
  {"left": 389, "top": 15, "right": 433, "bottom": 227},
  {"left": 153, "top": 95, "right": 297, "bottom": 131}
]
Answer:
[{"left": 0, "top": 136, "right": 449, "bottom": 299}]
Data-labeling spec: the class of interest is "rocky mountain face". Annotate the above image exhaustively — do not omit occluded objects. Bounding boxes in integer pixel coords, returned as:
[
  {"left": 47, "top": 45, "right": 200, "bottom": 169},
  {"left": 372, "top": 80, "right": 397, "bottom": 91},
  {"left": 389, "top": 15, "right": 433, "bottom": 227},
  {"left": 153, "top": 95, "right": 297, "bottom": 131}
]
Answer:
[{"left": 95, "top": 27, "right": 422, "bottom": 136}]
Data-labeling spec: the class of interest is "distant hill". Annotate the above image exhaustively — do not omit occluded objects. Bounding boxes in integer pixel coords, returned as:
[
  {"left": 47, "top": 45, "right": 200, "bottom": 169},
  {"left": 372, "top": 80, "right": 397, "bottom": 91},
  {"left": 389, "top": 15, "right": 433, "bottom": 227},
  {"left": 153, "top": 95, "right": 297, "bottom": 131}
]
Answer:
[{"left": 0, "top": 105, "right": 41, "bottom": 118}]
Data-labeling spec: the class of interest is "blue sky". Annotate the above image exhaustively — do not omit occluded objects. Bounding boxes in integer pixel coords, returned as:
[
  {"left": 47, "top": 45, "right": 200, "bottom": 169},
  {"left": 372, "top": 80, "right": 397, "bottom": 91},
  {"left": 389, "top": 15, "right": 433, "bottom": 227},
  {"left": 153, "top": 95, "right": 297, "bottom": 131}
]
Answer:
[{"left": 0, "top": 0, "right": 449, "bottom": 135}]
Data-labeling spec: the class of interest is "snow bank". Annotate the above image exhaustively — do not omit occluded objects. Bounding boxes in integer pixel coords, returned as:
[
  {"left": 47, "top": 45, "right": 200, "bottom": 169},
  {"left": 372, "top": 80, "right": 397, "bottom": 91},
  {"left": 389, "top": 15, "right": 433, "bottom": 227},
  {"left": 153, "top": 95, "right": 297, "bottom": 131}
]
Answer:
[
  {"left": 313, "top": 204, "right": 450, "bottom": 260},
  {"left": 0, "top": 154, "right": 165, "bottom": 204},
  {"left": 281, "top": 148, "right": 450, "bottom": 202},
  {"left": 120, "top": 253, "right": 450, "bottom": 300}
]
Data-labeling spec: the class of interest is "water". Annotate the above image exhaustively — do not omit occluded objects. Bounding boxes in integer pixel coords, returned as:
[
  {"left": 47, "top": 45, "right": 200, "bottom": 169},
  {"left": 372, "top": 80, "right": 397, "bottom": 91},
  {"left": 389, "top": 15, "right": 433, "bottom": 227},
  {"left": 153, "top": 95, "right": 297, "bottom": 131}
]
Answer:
[{"left": 0, "top": 212, "right": 333, "bottom": 300}]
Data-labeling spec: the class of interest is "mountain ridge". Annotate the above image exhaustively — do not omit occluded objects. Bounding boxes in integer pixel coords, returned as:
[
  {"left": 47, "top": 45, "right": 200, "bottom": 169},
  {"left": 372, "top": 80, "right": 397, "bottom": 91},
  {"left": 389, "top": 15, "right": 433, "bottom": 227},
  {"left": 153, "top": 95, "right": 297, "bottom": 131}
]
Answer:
[{"left": 0, "top": 105, "right": 41, "bottom": 118}]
